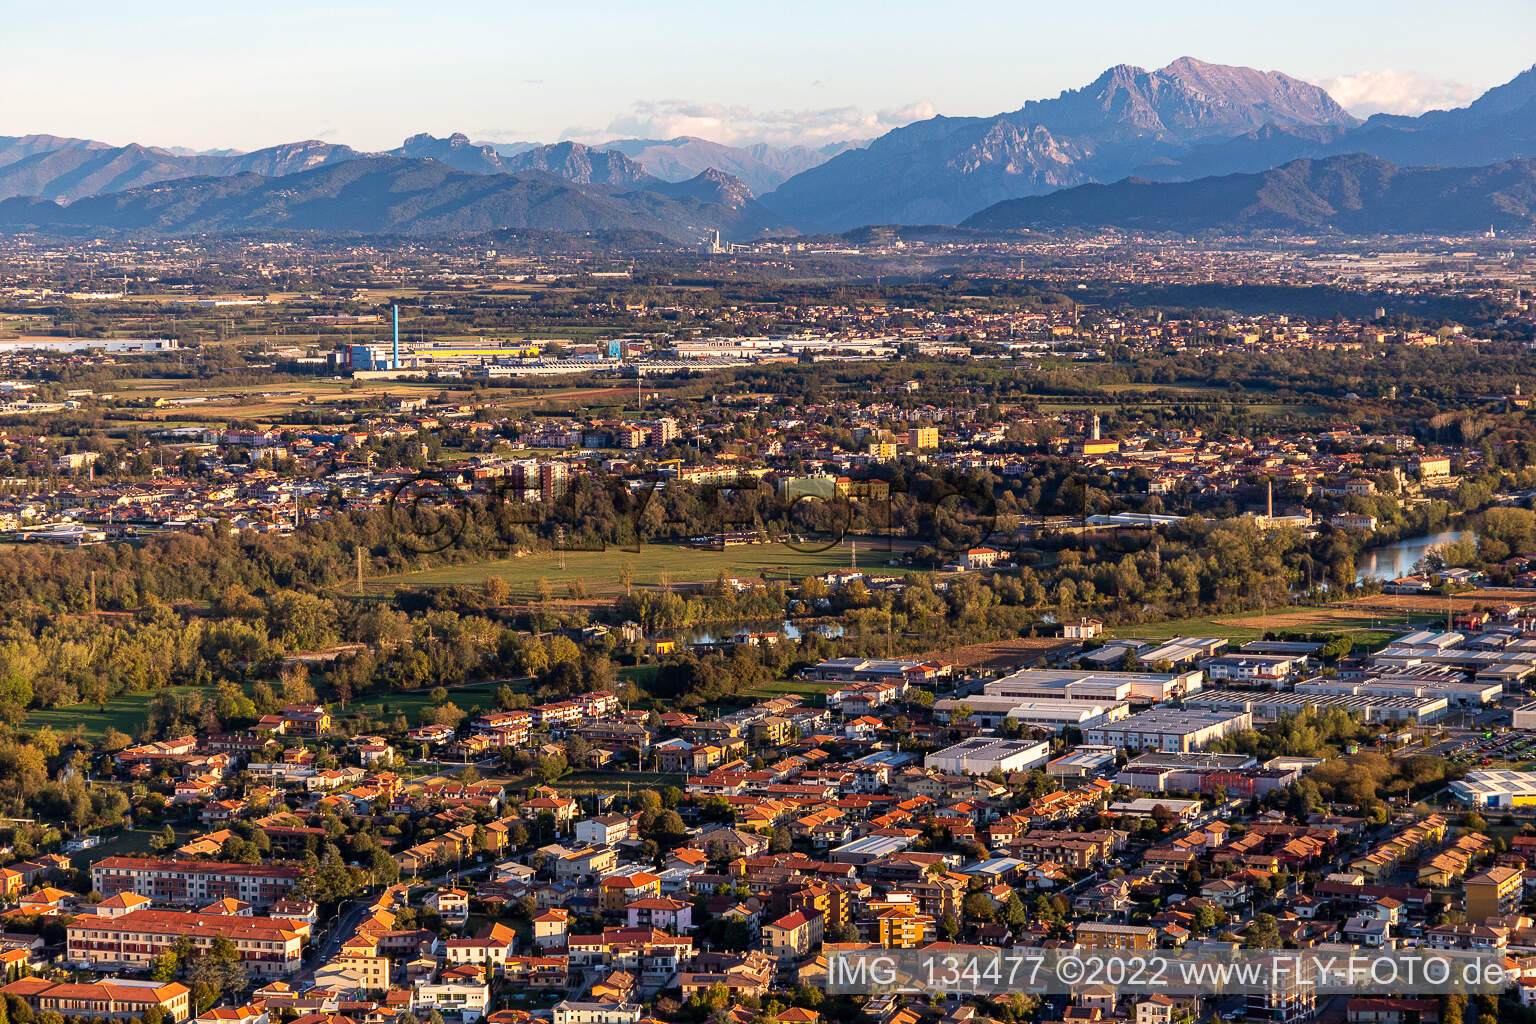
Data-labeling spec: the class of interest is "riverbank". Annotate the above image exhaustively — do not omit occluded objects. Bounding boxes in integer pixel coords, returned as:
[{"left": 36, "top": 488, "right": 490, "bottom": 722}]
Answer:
[{"left": 1356, "top": 526, "right": 1469, "bottom": 584}]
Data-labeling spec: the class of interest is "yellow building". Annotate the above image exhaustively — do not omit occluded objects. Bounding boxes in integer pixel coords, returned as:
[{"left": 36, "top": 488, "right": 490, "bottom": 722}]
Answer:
[
  {"left": 763, "top": 910, "right": 823, "bottom": 963},
  {"left": 1465, "top": 865, "right": 1523, "bottom": 923},
  {"left": 314, "top": 953, "right": 390, "bottom": 996},
  {"left": 1417, "top": 850, "right": 1470, "bottom": 887},
  {"left": 869, "top": 900, "right": 933, "bottom": 949},
  {"left": 834, "top": 477, "right": 890, "bottom": 500},
  {"left": 787, "top": 882, "right": 854, "bottom": 934},
  {"left": 1075, "top": 922, "right": 1156, "bottom": 951},
  {"left": 909, "top": 427, "right": 939, "bottom": 451},
  {"left": 598, "top": 872, "right": 660, "bottom": 913}
]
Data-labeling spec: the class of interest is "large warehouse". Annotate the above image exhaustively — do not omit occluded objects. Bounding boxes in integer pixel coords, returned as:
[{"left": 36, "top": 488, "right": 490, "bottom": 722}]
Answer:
[
  {"left": 1184, "top": 689, "right": 1447, "bottom": 724},
  {"left": 925, "top": 737, "right": 1052, "bottom": 775},
  {"left": 1512, "top": 701, "right": 1536, "bottom": 730},
  {"left": 983, "top": 667, "right": 1204, "bottom": 704},
  {"left": 932, "top": 695, "right": 1127, "bottom": 731},
  {"left": 1294, "top": 677, "right": 1502, "bottom": 707},
  {"left": 1085, "top": 708, "right": 1252, "bottom": 752},
  {"left": 1450, "top": 769, "right": 1536, "bottom": 809}
]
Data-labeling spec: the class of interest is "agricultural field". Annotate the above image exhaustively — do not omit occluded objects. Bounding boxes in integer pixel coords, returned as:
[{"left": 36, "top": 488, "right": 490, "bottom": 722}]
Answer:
[
  {"left": 364, "top": 540, "right": 880, "bottom": 599},
  {"left": 741, "top": 678, "right": 841, "bottom": 700},
  {"left": 914, "top": 637, "right": 1074, "bottom": 672},
  {"left": 100, "top": 376, "right": 648, "bottom": 423},
  {"left": 338, "top": 680, "right": 511, "bottom": 730},
  {"left": 554, "top": 769, "right": 686, "bottom": 795},
  {"left": 1105, "top": 604, "right": 1440, "bottom": 644},
  {"left": 67, "top": 826, "right": 186, "bottom": 872},
  {"left": 1348, "top": 588, "right": 1534, "bottom": 613},
  {"left": 21, "top": 685, "right": 216, "bottom": 742}
]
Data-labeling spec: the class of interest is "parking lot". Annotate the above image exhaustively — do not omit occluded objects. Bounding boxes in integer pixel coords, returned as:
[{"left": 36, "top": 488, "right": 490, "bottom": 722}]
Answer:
[{"left": 1447, "top": 729, "right": 1536, "bottom": 767}]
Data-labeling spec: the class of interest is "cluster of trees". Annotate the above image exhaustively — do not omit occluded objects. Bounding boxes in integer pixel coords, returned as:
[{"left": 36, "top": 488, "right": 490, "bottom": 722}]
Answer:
[
  {"left": 1199, "top": 706, "right": 1458, "bottom": 820},
  {"left": 1472, "top": 507, "right": 1536, "bottom": 565},
  {"left": 674, "top": 981, "right": 833, "bottom": 1024},
  {"left": 615, "top": 578, "right": 789, "bottom": 632},
  {"left": 1287, "top": 752, "right": 1453, "bottom": 820},
  {"left": 1207, "top": 705, "right": 1378, "bottom": 761},
  {"left": 0, "top": 731, "right": 130, "bottom": 844},
  {"left": 149, "top": 935, "right": 246, "bottom": 1014},
  {"left": 624, "top": 515, "right": 1400, "bottom": 712}
]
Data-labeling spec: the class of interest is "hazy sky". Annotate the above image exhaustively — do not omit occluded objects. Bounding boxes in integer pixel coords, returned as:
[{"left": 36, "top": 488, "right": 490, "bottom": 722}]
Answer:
[{"left": 5, "top": 0, "right": 1532, "bottom": 152}]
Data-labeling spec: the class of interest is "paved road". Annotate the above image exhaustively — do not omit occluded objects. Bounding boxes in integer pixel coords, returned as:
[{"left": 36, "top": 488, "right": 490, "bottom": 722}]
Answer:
[{"left": 313, "top": 899, "right": 373, "bottom": 964}]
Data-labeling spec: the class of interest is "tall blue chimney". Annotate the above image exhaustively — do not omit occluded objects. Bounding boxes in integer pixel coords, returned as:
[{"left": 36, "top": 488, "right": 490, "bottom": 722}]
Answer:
[{"left": 392, "top": 305, "right": 399, "bottom": 369}]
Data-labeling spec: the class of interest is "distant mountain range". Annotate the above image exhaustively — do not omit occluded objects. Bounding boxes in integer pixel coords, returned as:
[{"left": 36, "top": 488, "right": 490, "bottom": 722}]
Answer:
[
  {"left": 961, "top": 154, "right": 1536, "bottom": 235},
  {"left": 4, "top": 57, "right": 1536, "bottom": 240},
  {"left": 0, "top": 135, "right": 366, "bottom": 203},
  {"left": 0, "top": 131, "right": 841, "bottom": 204},
  {"left": 597, "top": 137, "right": 853, "bottom": 196},
  {"left": 391, "top": 134, "right": 654, "bottom": 185},
  {"left": 1132, "top": 66, "right": 1536, "bottom": 183},
  {"left": 0, "top": 157, "right": 787, "bottom": 242},
  {"left": 759, "top": 57, "right": 1360, "bottom": 231},
  {"left": 761, "top": 57, "right": 1536, "bottom": 232}
]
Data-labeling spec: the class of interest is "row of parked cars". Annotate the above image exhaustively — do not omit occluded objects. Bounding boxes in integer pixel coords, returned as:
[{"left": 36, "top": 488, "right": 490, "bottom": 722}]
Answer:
[{"left": 1451, "top": 730, "right": 1536, "bottom": 765}]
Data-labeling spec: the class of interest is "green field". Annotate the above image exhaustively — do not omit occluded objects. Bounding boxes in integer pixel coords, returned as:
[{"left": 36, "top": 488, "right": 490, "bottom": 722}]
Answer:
[
  {"left": 339, "top": 680, "right": 511, "bottom": 728},
  {"left": 618, "top": 665, "right": 659, "bottom": 689},
  {"left": 21, "top": 676, "right": 520, "bottom": 741},
  {"left": 365, "top": 541, "right": 879, "bottom": 598},
  {"left": 22, "top": 685, "right": 219, "bottom": 742},
  {"left": 69, "top": 826, "right": 186, "bottom": 871},
  {"left": 742, "top": 678, "right": 840, "bottom": 700},
  {"left": 21, "top": 664, "right": 673, "bottom": 741},
  {"left": 1105, "top": 606, "right": 1438, "bottom": 644},
  {"left": 554, "top": 770, "right": 686, "bottom": 795}
]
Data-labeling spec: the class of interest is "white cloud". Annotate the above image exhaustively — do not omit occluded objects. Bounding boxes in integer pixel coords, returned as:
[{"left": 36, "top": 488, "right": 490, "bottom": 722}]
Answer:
[
  {"left": 562, "top": 99, "right": 937, "bottom": 149},
  {"left": 1317, "top": 69, "right": 1481, "bottom": 117},
  {"left": 473, "top": 128, "right": 539, "bottom": 144}
]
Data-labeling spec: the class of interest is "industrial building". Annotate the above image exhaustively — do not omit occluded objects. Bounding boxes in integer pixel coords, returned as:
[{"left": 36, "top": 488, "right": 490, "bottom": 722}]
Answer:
[
  {"left": 1184, "top": 689, "right": 1448, "bottom": 724},
  {"left": 1045, "top": 744, "right": 1119, "bottom": 779},
  {"left": 1513, "top": 701, "right": 1536, "bottom": 730},
  {"left": 1079, "top": 636, "right": 1227, "bottom": 671},
  {"left": 1293, "top": 676, "right": 1501, "bottom": 707},
  {"left": 827, "top": 832, "right": 917, "bottom": 865},
  {"left": 1450, "top": 769, "right": 1536, "bottom": 809},
  {"left": 469, "top": 356, "right": 622, "bottom": 378},
  {"left": 1114, "top": 751, "right": 1309, "bottom": 797},
  {"left": 931, "top": 695, "right": 1127, "bottom": 731},
  {"left": 1085, "top": 707, "right": 1252, "bottom": 752},
  {"left": 924, "top": 737, "right": 1051, "bottom": 775},
  {"left": 803, "top": 657, "right": 946, "bottom": 685},
  {"left": 0, "top": 337, "right": 178, "bottom": 354},
  {"left": 1370, "top": 634, "right": 1536, "bottom": 686},
  {"left": 1116, "top": 751, "right": 1258, "bottom": 790},
  {"left": 983, "top": 667, "right": 1203, "bottom": 704}
]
